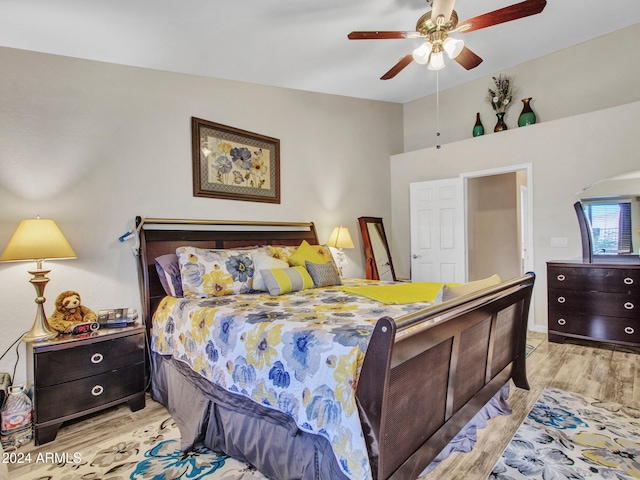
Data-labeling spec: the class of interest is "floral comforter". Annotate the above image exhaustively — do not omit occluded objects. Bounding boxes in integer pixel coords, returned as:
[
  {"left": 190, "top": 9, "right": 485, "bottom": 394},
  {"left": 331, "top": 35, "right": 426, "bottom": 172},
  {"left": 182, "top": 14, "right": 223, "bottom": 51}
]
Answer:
[{"left": 150, "top": 279, "right": 432, "bottom": 480}]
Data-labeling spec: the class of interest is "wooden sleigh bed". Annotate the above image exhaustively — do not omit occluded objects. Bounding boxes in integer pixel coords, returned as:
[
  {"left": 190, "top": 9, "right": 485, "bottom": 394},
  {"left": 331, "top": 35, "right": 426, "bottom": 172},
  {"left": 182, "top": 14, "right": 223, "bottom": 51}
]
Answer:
[{"left": 135, "top": 217, "right": 535, "bottom": 480}]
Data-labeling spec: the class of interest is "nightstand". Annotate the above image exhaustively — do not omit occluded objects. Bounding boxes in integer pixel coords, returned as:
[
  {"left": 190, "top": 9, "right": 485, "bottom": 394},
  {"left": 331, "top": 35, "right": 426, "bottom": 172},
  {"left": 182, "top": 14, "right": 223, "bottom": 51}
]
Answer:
[{"left": 26, "top": 324, "right": 146, "bottom": 445}]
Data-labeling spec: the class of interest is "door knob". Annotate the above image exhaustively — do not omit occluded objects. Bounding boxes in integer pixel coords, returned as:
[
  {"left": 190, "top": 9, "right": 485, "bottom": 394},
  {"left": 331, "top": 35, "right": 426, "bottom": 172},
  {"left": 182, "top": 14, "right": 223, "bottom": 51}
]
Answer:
[{"left": 412, "top": 254, "right": 422, "bottom": 259}]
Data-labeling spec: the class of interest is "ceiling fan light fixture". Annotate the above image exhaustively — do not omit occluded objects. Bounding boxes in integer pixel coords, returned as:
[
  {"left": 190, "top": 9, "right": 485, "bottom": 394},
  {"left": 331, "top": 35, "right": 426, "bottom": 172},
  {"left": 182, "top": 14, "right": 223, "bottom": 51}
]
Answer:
[
  {"left": 412, "top": 41, "right": 432, "bottom": 65},
  {"left": 428, "top": 51, "right": 445, "bottom": 70},
  {"left": 443, "top": 36, "right": 464, "bottom": 59}
]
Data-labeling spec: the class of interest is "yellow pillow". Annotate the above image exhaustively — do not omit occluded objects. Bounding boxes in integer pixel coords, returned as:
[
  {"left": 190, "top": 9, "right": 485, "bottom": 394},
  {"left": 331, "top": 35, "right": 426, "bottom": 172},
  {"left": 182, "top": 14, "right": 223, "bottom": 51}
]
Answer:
[
  {"left": 441, "top": 274, "right": 502, "bottom": 301},
  {"left": 288, "top": 240, "right": 333, "bottom": 266}
]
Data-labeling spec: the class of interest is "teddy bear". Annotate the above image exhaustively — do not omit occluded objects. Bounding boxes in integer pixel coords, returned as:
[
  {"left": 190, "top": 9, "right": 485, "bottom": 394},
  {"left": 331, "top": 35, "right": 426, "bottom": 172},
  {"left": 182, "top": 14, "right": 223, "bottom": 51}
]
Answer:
[{"left": 48, "top": 290, "right": 98, "bottom": 334}]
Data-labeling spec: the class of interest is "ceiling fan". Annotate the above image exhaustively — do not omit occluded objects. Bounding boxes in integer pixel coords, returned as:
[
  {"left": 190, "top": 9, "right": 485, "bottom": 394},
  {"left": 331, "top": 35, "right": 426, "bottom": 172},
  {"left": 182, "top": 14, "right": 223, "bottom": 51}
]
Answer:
[{"left": 348, "top": 0, "right": 547, "bottom": 79}]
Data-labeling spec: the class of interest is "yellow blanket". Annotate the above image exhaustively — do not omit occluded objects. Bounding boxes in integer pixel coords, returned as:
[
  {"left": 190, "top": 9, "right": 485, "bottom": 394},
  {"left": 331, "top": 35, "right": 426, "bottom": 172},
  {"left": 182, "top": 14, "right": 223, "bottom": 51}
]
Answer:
[{"left": 340, "top": 282, "right": 456, "bottom": 305}]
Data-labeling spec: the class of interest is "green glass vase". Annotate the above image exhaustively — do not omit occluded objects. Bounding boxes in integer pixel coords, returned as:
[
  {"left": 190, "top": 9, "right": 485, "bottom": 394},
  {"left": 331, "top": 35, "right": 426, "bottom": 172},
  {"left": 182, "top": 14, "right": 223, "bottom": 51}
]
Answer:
[
  {"left": 472, "top": 112, "right": 484, "bottom": 137},
  {"left": 518, "top": 98, "right": 536, "bottom": 127}
]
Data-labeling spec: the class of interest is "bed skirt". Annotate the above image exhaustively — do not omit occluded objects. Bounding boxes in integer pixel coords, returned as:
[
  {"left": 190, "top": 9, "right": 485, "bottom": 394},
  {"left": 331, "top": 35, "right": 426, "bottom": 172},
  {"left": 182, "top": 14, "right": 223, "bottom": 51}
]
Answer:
[
  {"left": 150, "top": 352, "right": 350, "bottom": 480},
  {"left": 150, "top": 352, "right": 511, "bottom": 480}
]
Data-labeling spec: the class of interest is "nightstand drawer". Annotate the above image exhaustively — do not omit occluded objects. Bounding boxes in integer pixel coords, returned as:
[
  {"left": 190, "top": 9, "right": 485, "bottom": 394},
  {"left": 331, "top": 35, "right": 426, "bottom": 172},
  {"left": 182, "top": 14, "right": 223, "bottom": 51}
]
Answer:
[
  {"left": 35, "top": 333, "right": 144, "bottom": 387},
  {"left": 548, "top": 313, "right": 640, "bottom": 345},
  {"left": 35, "top": 362, "right": 144, "bottom": 423}
]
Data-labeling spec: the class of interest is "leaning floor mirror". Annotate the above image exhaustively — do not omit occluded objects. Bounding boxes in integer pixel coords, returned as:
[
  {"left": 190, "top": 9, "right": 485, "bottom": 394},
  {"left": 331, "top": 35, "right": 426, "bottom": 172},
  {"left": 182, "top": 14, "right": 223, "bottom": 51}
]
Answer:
[{"left": 358, "top": 216, "right": 397, "bottom": 281}]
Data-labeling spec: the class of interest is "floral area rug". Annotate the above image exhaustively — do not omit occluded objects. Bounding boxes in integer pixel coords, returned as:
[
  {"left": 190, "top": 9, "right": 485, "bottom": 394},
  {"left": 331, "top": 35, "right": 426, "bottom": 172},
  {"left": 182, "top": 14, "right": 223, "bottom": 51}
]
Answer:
[
  {"left": 12, "top": 416, "right": 268, "bottom": 480},
  {"left": 525, "top": 338, "right": 542, "bottom": 357},
  {"left": 489, "top": 386, "right": 640, "bottom": 479}
]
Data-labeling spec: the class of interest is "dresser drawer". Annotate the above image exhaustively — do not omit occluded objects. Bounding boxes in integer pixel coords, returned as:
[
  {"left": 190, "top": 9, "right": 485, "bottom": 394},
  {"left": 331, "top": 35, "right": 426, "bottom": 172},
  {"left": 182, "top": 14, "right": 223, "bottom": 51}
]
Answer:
[
  {"left": 548, "top": 289, "right": 639, "bottom": 319},
  {"left": 547, "top": 266, "right": 640, "bottom": 294},
  {"left": 35, "top": 362, "right": 144, "bottom": 424},
  {"left": 35, "top": 333, "right": 144, "bottom": 387},
  {"left": 548, "top": 313, "right": 640, "bottom": 345}
]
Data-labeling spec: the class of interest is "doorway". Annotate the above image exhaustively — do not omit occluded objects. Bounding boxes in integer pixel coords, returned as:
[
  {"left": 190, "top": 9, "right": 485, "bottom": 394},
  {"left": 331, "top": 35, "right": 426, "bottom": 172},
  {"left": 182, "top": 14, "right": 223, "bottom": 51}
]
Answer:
[
  {"left": 462, "top": 164, "right": 533, "bottom": 282},
  {"left": 409, "top": 164, "right": 533, "bottom": 294}
]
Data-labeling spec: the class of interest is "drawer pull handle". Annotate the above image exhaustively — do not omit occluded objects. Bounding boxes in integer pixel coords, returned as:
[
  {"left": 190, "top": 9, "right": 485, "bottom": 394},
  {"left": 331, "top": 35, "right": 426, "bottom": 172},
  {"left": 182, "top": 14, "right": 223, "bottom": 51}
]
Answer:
[
  {"left": 91, "top": 385, "right": 104, "bottom": 396},
  {"left": 557, "top": 318, "right": 566, "bottom": 326},
  {"left": 624, "top": 302, "right": 634, "bottom": 310},
  {"left": 624, "top": 277, "right": 634, "bottom": 285},
  {"left": 91, "top": 353, "right": 103, "bottom": 364},
  {"left": 557, "top": 274, "right": 566, "bottom": 281},
  {"left": 557, "top": 296, "right": 566, "bottom": 304},
  {"left": 625, "top": 326, "right": 635, "bottom": 335}
]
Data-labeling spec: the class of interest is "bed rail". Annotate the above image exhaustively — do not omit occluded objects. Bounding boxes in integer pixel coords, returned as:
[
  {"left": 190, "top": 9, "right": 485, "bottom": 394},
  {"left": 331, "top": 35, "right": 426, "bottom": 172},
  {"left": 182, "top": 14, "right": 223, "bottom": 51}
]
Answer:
[{"left": 356, "top": 272, "right": 535, "bottom": 480}]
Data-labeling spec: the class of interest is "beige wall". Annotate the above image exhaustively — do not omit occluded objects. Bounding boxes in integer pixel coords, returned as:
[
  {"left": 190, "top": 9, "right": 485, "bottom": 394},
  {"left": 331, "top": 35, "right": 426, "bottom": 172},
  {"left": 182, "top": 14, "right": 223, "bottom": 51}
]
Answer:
[
  {"left": 403, "top": 24, "right": 640, "bottom": 152},
  {"left": 391, "top": 100, "right": 640, "bottom": 332},
  {"left": 2, "top": 23, "right": 639, "bottom": 383},
  {"left": 0, "top": 47, "right": 403, "bottom": 384},
  {"left": 397, "top": 23, "right": 640, "bottom": 333}
]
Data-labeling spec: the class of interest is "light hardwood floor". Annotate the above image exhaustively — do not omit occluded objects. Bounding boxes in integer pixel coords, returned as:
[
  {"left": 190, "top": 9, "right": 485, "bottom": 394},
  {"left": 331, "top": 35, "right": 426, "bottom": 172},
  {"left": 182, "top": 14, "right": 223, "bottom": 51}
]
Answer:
[
  {"left": 9, "top": 332, "right": 640, "bottom": 479},
  {"left": 419, "top": 332, "right": 640, "bottom": 480}
]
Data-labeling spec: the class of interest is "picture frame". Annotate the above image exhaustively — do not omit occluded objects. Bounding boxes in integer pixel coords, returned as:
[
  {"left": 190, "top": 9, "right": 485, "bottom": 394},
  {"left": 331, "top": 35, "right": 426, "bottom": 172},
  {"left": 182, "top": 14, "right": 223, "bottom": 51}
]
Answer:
[{"left": 191, "top": 117, "right": 280, "bottom": 204}]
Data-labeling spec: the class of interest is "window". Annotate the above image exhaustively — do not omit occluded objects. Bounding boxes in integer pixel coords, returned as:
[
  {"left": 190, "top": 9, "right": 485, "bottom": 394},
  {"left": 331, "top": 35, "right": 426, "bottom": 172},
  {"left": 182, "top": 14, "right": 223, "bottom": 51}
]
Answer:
[{"left": 583, "top": 202, "right": 633, "bottom": 254}]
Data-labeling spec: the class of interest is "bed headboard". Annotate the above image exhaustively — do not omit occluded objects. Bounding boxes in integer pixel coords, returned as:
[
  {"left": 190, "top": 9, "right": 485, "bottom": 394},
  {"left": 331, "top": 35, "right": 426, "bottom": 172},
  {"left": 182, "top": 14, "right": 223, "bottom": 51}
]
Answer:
[{"left": 135, "top": 216, "right": 319, "bottom": 338}]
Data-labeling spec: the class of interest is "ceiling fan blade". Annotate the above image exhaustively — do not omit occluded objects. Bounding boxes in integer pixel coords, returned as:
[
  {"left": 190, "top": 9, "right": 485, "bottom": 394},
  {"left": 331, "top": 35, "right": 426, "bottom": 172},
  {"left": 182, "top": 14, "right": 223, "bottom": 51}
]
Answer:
[
  {"left": 458, "top": 0, "right": 547, "bottom": 33},
  {"left": 381, "top": 55, "right": 414, "bottom": 80},
  {"left": 454, "top": 46, "right": 483, "bottom": 70},
  {"left": 431, "top": 0, "right": 456, "bottom": 24},
  {"left": 348, "top": 31, "right": 419, "bottom": 40}
]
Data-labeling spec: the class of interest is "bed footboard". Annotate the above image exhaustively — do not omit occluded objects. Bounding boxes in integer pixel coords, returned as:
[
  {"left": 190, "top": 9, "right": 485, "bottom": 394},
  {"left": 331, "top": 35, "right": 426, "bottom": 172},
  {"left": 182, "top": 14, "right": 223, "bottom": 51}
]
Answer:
[{"left": 357, "top": 273, "right": 535, "bottom": 480}]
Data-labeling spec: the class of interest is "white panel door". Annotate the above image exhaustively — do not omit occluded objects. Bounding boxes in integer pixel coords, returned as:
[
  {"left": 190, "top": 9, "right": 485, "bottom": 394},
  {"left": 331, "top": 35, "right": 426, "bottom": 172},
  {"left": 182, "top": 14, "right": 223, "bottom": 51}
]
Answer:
[{"left": 410, "top": 178, "right": 466, "bottom": 283}]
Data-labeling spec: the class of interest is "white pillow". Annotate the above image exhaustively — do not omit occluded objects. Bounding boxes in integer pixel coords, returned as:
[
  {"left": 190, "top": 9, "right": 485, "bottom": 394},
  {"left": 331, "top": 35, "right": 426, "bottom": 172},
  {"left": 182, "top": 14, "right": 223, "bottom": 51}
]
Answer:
[{"left": 252, "top": 252, "right": 288, "bottom": 291}]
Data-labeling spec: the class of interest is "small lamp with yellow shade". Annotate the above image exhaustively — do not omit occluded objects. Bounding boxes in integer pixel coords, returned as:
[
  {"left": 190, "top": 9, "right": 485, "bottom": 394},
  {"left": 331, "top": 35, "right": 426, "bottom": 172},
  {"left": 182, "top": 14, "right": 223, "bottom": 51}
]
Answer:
[
  {"left": 1, "top": 217, "right": 77, "bottom": 342},
  {"left": 326, "top": 226, "right": 354, "bottom": 275}
]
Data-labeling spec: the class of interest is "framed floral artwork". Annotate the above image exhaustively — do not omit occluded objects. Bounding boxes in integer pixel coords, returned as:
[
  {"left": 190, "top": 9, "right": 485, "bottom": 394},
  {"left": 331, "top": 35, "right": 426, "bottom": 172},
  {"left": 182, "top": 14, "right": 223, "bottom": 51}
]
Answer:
[{"left": 191, "top": 117, "right": 280, "bottom": 203}]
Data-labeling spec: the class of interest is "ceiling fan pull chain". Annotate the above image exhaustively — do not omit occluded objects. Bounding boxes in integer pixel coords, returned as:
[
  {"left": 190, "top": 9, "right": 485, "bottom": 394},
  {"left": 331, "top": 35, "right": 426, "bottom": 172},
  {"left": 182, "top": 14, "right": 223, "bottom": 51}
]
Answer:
[{"left": 436, "top": 68, "right": 441, "bottom": 149}]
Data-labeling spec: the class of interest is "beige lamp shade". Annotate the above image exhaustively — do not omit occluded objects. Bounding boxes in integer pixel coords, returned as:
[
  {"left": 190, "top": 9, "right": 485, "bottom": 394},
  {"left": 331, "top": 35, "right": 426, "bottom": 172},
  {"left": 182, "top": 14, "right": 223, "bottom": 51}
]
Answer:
[
  {"left": 1, "top": 218, "right": 77, "bottom": 262},
  {"left": 327, "top": 226, "right": 355, "bottom": 249}
]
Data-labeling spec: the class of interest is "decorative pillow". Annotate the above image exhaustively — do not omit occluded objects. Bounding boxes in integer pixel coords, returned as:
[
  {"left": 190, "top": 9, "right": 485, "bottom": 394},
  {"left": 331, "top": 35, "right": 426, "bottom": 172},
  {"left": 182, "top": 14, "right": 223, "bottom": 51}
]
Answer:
[
  {"left": 266, "top": 245, "right": 298, "bottom": 263},
  {"left": 176, "top": 247, "right": 257, "bottom": 298},
  {"left": 306, "top": 261, "right": 342, "bottom": 288},
  {"left": 155, "top": 254, "right": 184, "bottom": 297},
  {"left": 260, "top": 266, "right": 314, "bottom": 296},
  {"left": 287, "top": 240, "right": 333, "bottom": 267},
  {"left": 441, "top": 274, "right": 502, "bottom": 301},
  {"left": 252, "top": 252, "right": 289, "bottom": 291}
]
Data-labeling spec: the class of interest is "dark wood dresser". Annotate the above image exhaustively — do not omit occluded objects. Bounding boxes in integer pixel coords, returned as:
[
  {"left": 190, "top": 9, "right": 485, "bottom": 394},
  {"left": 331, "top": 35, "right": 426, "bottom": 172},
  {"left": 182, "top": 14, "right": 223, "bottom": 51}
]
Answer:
[
  {"left": 547, "top": 261, "right": 640, "bottom": 346},
  {"left": 26, "top": 325, "right": 146, "bottom": 444}
]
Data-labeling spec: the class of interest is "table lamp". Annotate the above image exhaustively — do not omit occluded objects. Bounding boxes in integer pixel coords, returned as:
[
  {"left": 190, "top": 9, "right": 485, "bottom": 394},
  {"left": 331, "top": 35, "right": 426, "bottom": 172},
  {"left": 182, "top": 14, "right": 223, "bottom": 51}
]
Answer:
[
  {"left": 0, "top": 217, "right": 77, "bottom": 342},
  {"left": 327, "top": 226, "right": 354, "bottom": 275}
]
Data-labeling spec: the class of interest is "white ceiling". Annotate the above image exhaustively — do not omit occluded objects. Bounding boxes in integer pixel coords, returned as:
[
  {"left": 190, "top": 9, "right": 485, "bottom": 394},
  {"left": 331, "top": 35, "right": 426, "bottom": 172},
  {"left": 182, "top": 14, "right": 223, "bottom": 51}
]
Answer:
[{"left": 1, "top": 0, "right": 640, "bottom": 104}]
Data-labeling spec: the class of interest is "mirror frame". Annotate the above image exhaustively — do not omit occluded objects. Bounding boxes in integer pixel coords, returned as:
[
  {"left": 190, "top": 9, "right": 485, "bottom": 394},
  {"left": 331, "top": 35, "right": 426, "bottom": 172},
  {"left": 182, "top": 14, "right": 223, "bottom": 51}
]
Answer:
[
  {"left": 574, "top": 201, "right": 593, "bottom": 263},
  {"left": 358, "top": 216, "right": 397, "bottom": 281},
  {"left": 575, "top": 170, "right": 640, "bottom": 264}
]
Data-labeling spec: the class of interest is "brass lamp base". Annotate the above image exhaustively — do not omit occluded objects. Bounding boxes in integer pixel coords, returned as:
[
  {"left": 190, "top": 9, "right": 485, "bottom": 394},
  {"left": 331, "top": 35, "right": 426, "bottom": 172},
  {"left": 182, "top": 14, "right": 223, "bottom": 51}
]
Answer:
[{"left": 22, "top": 268, "right": 58, "bottom": 343}]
